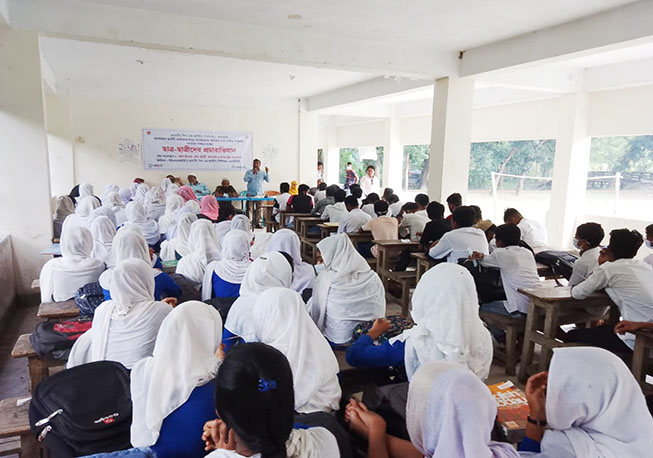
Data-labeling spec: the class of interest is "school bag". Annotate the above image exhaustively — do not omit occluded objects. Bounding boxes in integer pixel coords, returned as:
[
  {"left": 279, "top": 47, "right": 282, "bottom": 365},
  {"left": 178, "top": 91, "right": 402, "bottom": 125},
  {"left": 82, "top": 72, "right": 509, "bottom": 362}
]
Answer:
[
  {"left": 534, "top": 250, "right": 578, "bottom": 281},
  {"left": 29, "top": 360, "right": 132, "bottom": 457},
  {"left": 459, "top": 259, "right": 507, "bottom": 304},
  {"left": 74, "top": 281, "right": 105, "bottom": 318},
  {"left": 30, "top": 319, "right": 92, "bottom": 360}
]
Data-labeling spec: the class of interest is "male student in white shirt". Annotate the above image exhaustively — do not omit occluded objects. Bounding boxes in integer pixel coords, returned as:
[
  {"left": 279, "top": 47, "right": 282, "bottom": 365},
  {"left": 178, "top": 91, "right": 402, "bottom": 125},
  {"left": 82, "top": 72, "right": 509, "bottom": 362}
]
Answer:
[
  {"left": 429, "top": 206, "right": 489, "bottom": 262},
  {"left": 398, "top": 194, "right": 430, "bottom": 242},
  {"left": 503, "top": 208, "right": 548, "bottom": 252},
  {"left": 321, "top": 189, "right": 347, "bottom": 223},
  {"left": 567, "top": 228, "right": 653, "bottom": 356},
  {"left": 568, "top": 222, "right": 604, "bottom": 288},
  {"left": 273, "top": 182, "right": 291, "bottom": 224},
  {"left": 387, "top": 194, "right": 403, "bottom": 217},
  {"left": 338, "top": 196, "right": 372, "bottom": 234},
  {"left": 643, "top": 224, "right": 653, "bottom": 267}
]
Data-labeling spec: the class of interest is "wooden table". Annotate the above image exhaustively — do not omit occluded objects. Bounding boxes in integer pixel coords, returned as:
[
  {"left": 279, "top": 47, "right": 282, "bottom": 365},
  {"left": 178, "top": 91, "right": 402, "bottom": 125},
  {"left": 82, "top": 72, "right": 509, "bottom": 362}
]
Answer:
[
  {"left": 411, "top": 252, "right": 435, "bottom": 282},
  {"left": 295, "top": 216, "right": 323, "bottom": 263},
  {"left": 11, "top": 334, "right": 65, "bottom": 392},
  {"left": 261, "top": 204, "right": 277, "bottom": 232},
  {"left": 37, "top": 300, "right": 79, "bottom": 320},
  {"left": 318, "top": 223, "right": 338, "bottom": 239},
  {"left": 0, "top": 397, "right": 38, "bottom": 457},
  {"left": 278, "top": 211, "right": 309, "bottom": 229},
  {"left": 517, "top": 286, "right": 616, "bottom": 383},
  {"left": 375, "top": 240, "right": 420, "bottom": 315},
  {"left": 632, "top": 328, "right": 653, "bottom": 389}
]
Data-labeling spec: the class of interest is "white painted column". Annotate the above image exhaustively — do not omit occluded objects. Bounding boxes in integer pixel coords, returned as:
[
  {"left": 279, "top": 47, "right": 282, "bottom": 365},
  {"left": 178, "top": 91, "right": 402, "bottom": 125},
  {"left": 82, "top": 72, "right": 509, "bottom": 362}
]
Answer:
[
  {"left": 0, "top": 26, "right": 53, "bottom": 292},
  {"left": 382, "top": 116, "right": 404, "bottom": 194},
  {"left": 427, "top": 77, "right": 475, "bottom": 202},
  {"left": 298, "top": 99, "right": 319, "bottom": 186},
  {"left": 44, "top": 93, "right": 75, "bottom": 196},
  {"left": 324, "top": 123, "right": 340, "bottom": 185},
  {"left": 548, "top": 93, "right": 591, "bottom": 249}
]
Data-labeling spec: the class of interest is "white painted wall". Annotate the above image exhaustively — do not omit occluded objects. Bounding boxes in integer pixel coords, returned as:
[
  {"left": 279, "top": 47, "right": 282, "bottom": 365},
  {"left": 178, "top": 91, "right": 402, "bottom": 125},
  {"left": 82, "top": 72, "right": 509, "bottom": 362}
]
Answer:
[
  {"left": 44, "top": 93, "right": 75, "bottom": 196},
  {"left": 0, "top": 234, "right": 17, "bottom": 324}
]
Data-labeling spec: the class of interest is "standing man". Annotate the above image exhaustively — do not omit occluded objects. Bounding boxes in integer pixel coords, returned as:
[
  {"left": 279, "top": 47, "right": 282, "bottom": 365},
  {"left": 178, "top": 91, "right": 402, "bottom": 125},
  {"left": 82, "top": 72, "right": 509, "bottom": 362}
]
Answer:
[
  {"left": 317, "top": 161, "right": 325, "bottom": 185},
  {"left": 344, "top": 162, "right": 358, "bottom": 190},
  {"left": 187, "top": 174, "right": 211, "bottom": 196},
  {"left": 243, "top": 158, "right": 270, "bottom": 227},
  {"left": 359, "top": 165, "right": 380, "bottom": 197}
]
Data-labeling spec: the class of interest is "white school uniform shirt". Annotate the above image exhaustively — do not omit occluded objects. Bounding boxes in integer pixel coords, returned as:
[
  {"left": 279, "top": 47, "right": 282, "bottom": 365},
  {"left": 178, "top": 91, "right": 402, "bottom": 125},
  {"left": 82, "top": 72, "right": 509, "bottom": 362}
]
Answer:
[
  {"left": 338, "top": 208, "right": 372, "bottom": 234},
  {"left": 518, "top": 218, "right": 547, "bottom": 252},
  {"left": 399, "top": 209, "right": 429, "bottom": 242},
  {"left": 571, "top": 258, "right": 653, "bottom": 349},
  {"left": 568, "top": 246, "right": 601, "bottom": 288},
  {"left": 359, "top": 175, "right": 379, "bottom": 196},
  {"left": 389, "top": 201, "right": 404, "bottom": 217},
  {"left": 643, "top": 252, "right": 653, "bottom": 267},
  {"left": 479, "top": 246, "right": 540, "bottom": 313},
  {"left": 320, "top": 201, "right": 347, "bottom": 223},
  {"left": 361, "top": 203, "right": 376, "bottom": 218},
  {"left": 273, "top": 192, "right": 291, "bottom": 223},
  {"left": 429, "top": 227, "right": 489, "bottom": 263},
  {"left": 314, "top": 190, "right": 326, "bottom": 202}
]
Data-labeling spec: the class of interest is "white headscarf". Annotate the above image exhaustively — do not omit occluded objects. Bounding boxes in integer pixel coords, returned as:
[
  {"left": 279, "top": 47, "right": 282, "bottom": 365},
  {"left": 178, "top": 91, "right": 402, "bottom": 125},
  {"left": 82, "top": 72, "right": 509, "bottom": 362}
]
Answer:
[
  {"left": 160, "top": 177, "right": 172, "bottom": 193},
  {"left": 124, "top": 201, "right": 160, "bottom": 245},
  {"left": 53, "top": 195, "right": 75, "bottom": 239},
  {"left": 390, "top": 263, "right": 492, "bottom": 381},
  {"left": 536, "top": 347, "right": 653, "bottom": 458},
  {"left": 98, "top": 228, "right": 159, "bottom": 292},
  {"left": 307, "top": 234, "right": 385, "bottom": 334},
  {"left": 185, "top": 199, "right": 201, "bottom": 214},
  {"left": 39, "top": 226, "right": 105, "bottom": 302},
  {"left": 176, "top": 220, "right": 221, "bottom": 285},
  {"left": 267, "top": 229, "right": 315, "bottom": 293},
  {"left": 166, "top": 183, "right": 180, "bottom": 197},
  {"left": 130, "top": 301, "right": 222, "bottom": 447},
  {"left": 221, "top": 252, "right": 293, "bottom": 337},
  {"left": 206, "top": 230, "right": 251, "bottom": 285},
  {"left": 406, "top": 361, "right": 521, "bottom": 458},
  {"left": 67, "top": 259, "right": 171, "bottom": 369},
  {"left": 119, "top": 188, "right": 132, "bottom": 204},
  {"left": 103, "top": 191, "right": 124, "bottom": 210},
  {"left": 159, "top": 213, "right": 197, "bottom": 261},
  {"left": 129, "top": 182, "right": 140, "bottom": 196},
  {"left": 231, "top": 214, "right": 251, "bottom": 233},
  {"left": 214, "top": 220, "right": 232, "bottom": 244},
  {"left": 62, "top": 195, "right": 100, "bottom": 233},
  {"left": 133, "top": 184, "right": 150, "bottom": 205},
  {"left": 253, "top": 288, "right": 341, "bottom": 414},
  {"left": 92, "top": 206, "right": 117, "bottom": 228},
  {"left": 91, "top": 215, "right": 116, "bottom": 268},
  {"left": 145, "top": 186, "right": 166, "bottom": 221},
  {"left": 158, "top": 195, "right": 184, "bottom": 235},
  {"left": 78, "top": 182, "right": 94, "bottom": 198},
  {"left": 102, "top": 184, "right": 120, "bottom": 202}
]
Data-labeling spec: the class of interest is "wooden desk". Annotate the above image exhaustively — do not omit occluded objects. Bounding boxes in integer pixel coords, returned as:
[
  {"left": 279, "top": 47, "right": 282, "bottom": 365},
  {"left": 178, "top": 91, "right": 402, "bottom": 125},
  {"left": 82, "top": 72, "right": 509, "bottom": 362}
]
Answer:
[
  {"left": 346, "top": 231, "right": 373, "bottom": 245},
  {"left": 37, "top": 300, "right": 78, "bottom": 320},
  {"left": 375, "top": 240, "right": 420, "bottom": 315},
  {"left": 411, "top": 252, "right": 435, "bottom": 282},
  {"left": 0, "top": 397, "right": 38, "bottom": 457},
  {"left": 632, "top": 328, "right": 653, "bottom": 389},
  {"left": 517, "top": 287, "right": 616, "bottom": 383},
  {"left": 261, "top": 204, "right": 277, "bottom": 232},
  {"left": 278, "top": 212, "right": 309, "bottom": 229},
  {"left": 11, "top": 334, "right": 65, "bottom": 392},
  {"left": 318, "top": 223, "right": 338, "bottom": 240},
  {"left": 295, "top": 216, "right": 323, "bottom": 263}
]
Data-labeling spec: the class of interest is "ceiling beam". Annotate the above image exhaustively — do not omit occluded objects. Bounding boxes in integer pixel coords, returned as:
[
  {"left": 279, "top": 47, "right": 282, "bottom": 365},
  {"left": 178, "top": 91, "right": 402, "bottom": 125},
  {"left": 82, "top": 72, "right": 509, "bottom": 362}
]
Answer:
[
  {"left": 583, "top": 57, "right": 653, "bottom": 91},
  {"left": 461, "top": 1, "right": 653, "bottom": 76}
]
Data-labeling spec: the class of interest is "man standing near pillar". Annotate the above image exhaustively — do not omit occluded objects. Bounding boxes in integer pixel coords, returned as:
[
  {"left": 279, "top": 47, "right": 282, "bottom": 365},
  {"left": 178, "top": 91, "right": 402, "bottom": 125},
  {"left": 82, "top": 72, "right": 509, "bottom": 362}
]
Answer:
[{"left": 243, "top": 158, "right": 270, "bottom": 227}]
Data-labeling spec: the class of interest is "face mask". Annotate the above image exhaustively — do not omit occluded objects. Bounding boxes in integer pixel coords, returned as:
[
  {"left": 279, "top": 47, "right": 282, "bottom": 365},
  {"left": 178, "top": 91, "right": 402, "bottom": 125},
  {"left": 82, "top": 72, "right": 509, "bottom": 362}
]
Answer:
[
  {"left": 573, "top": 238, "right": 582, "bottom": 250},
  {"left": 314, "top": 263, "right": 325, "bottom": 275},
  {"left": 646, "top": 240, "right": 653, "bottom": 249}
]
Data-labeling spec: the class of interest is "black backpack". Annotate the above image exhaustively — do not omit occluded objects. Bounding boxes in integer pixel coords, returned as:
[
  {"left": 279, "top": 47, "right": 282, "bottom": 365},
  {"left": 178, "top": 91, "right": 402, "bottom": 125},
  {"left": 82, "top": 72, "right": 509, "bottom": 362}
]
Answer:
[
  {"left": 29, "top": 361, "right": 132, "bottom": 457},
  {"left": 535, "top": 250, "right": 578, "bottom": 281},
  {"left": 74, "top": 282, "right": 105, "bottom": 318},
  {"left": 30, "top": 319, "right": 92, "bottom": 360},
  {"left": 459, "top": 258, "right": 507, "bottom": 304}
]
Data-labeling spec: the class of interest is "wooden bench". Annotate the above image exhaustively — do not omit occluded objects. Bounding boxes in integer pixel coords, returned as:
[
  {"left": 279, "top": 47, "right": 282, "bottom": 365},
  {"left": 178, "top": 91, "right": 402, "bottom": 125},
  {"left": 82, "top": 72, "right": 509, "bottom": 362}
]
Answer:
[
  {"left": 318, "top": 223, "right": 338, "bottom": 240},
  {"left": 0, "top": 397, "right": 37, "bottom": 457},
  {"left": 278, "top": 211, "right": 308, "bottom": 230},
  {"left": 480, "top": 311, "right": 526, "bottom": 376},
  {"left": 11, "top": 334, "right": 65, "bottom": 393},
  {"left": 295, "top": 216, "right": 323, "bottom": 264},
  {"left": 375, "top": 240, "right": 420, "bottom": 315},
  {"left": 632, "top": 328, "right": 653, "bottom": 389},
  {"left": 261, "top": 204, "right": 278, "bottom": 232},
  {"left": 411, "top": 252, "right": 435, "bottom": 282},
  {"left": 384, "top": 271, "right": 417, "bottom": 316},
  {"left": 37, "top": 300, "right": 79, "bottom": 320}
]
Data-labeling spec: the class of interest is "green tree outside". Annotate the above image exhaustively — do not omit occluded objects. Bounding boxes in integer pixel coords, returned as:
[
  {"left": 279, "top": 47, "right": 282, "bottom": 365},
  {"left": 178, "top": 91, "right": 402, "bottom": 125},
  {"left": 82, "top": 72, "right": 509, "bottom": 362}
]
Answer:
[{"left": 338, "top": 147, "right": 384, "bottom": 187}]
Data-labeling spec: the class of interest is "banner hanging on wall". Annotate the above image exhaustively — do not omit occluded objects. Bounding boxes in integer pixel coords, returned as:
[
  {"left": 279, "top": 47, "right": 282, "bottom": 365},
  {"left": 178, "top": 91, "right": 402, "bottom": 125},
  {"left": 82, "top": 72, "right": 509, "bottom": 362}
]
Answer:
[{"left": 142, "top": 128, "right": 253, "bottom": 171}]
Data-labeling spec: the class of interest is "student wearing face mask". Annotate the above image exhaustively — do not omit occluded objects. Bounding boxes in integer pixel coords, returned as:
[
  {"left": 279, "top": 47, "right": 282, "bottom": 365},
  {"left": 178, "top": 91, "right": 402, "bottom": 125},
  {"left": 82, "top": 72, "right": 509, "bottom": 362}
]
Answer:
[
  {"left": 644, "top": 224, "right": 653, "bottom": 267},
  {"left": 568, "top": 222, "right": 604, "bottom": 288}
]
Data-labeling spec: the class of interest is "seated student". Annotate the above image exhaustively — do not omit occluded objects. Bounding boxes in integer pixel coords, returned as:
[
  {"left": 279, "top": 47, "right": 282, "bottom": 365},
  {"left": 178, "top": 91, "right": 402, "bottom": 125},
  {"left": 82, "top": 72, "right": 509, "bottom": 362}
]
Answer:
[
  {"left": 159, "top": 213, "right": 197, "bottom": 261},
  {"left": 419, "top": 201, "right": 450, "bottom": 252},
  {"left": 472, "top": 224, "right": 540, "bottom": 318},
  {"left": 469, "top": 204, "right": 483, "bottom": 224},
  {"left": 428, "top": 206, "right": 489, "bottom": 262},
  {"left": 92, "top": 206, "right": 118, "bottom": 229},
  {"left": 387, "top": 193, "right": 403, "bottom": 217},
  {"left": 520, "top": 347, "right": 653, "bottom": 456},
  {"left": 338, "top": 196, "right": 372, "bottom": 234},
  {"left": 307, "top": 234, "right": 385, "bottom": 345},
  {"left": 320, "top": 189, "right": 347, "bottom": 223},
  {"left": 176, "top": 219, "right": 221, "bottom": 286},
  {"left": 129, "top": 301, "right": 223, "bottom": 457},
  {"left": 288, "top": 184, "right": 314, "bottom": 214},
  {"left": 381, "top": 187, "right": 394, "bottom": 202},
  {"left": 568, "top": 222, "right": 604, "bottom": 288},
  {"left": 197, "top": 195, "right": 221, "bottom": 223},
  {"left": 102, "top": 191, "right": 127, "bottom": 226},
  {"left": 346, "top": 263, "right": 492, "bottom": 380},
  {"left": 230, "top": 214, "right": 251, "bottom": 235},
  {"left": 184, "top": 198, "right": 201, "bottom": 215},
  {"left": 345, "top": 360, "right": 522, "bottom": 458},
  {"left": 216, "top": 200, "right": 237, "bottom": 224},
  {"left": 643, "top": 223, "right": 653, "bottom": 267},
  {"left": 360, "top": 201, "right": 398, "bottom": 258},
  {"left": 273, "top": 182, "right": 292, "bottom": 224},
  {"left": 267, "top": 229, "right": 316, "bottom": 294},
  {"left": 314, "top": 182, "right": 327, "bottom": 202},
  {"left": 289, "top": 180, "right": 299, "bottom": 196},
  {"left": 99, "top": 228, "right": 181, "bottom": 302},
  {"left": 133, "top": 184, "right": 150, "bottom": 206},
  {"left": 203, "top": 343, "right": 339, "bottom": 458},
  {"left": 91, "top": 215, "right": 117, "bottom": 268},
  {"left": 445, "top": 192, "right": 462, "bottom": 222},
  {"left": 349, "top": 183, "right": 363, "bottom": 207},
  {"left": 176, "top": 184, "right": 198, "bottom": 202},
  {"left": 124, "top": 201, "right": 161, "bottom": 246},
  {"left": 144, "top": 186, "right": 166, "bottom": 222},
  {"left": 68, "top": 259, "right": 172, "bottom": 370},
  {"left": 187, "top": 173, "right": 211, "bottom": 197},
  {"left": 503, "top": 207, "right": 547, "bottom": 252},
  {"left": 40, "top": 226, "right": 106, "bottom": 303},
  {"left": 567, "top": 229, "right": 653, "bottom": 355},
  {"left": 398, "top": 195, "right": 429, "bottom": 242},
  {"left": 312, "top": 184, "right": 337, "bottom": 216},
  {"left": 475, "top": 219, "right": 496, "bottom": 245},
  {"left": 253, "top": 288, "right": 341, "bottom": 414},
  {"left": 203, "top": 230, "right": 252, "bottom": 299},
  {"left": 361, "top": 193, "right": 380, "bottom": 218},
  {"left": 53, "top": 195, "right": 75, "bottom": 240},
  {"left": 101, "top": 183, "right": 120, "bottom": 202},
  {"left": 61, "top": 195, "right": 100, "bottom": 233},
  {"left": 214, "top": 178, "right": 239, "bottom": 198},
  {"left": 157, "top": 195, "right": 185, "bottom": 239},
  {"left": 78, "top": 182, "right": 96, "bottom": 200}
]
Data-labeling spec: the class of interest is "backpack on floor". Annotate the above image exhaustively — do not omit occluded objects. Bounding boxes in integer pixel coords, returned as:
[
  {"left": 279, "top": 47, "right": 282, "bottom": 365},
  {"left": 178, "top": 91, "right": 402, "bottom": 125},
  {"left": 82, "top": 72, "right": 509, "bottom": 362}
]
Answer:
[
  {"left": 29, "top": 360, "right": 132, "bottom": 458},
  {"left": 30, "top": 319, "right": 92, "bottom": 360},
  {"left": 74, "top": 282, "right": 105, "bottom": 318},
  {"left": 535, "top": 250, "right": 578, "bottom": 281},
  {"left": 459, "top": 259, "right": 507, "bottom": 304}
]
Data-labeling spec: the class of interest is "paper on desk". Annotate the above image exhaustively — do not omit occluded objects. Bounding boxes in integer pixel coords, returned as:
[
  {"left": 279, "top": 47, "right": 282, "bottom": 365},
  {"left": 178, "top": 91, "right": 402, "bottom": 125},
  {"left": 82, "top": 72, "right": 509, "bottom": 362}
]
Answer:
[{"left": 17, "top": 397, "right": 31, "bottom": 406}]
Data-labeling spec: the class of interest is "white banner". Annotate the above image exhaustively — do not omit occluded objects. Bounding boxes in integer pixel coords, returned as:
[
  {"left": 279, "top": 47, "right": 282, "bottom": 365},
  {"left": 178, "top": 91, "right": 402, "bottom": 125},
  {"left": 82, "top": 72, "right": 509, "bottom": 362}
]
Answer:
[{"left": 142, "top": 128, "right": 253, "bottom": 171}]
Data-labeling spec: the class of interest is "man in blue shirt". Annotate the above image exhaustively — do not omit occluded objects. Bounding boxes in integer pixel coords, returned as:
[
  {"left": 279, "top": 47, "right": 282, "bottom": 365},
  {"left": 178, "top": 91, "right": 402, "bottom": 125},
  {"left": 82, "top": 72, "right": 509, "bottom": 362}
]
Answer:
[
  {"left": 187, "top": 174, "right": 211, "bottom": 196},
  {"left": 243, "top": 159, "right": 270, "bottom": 227}
]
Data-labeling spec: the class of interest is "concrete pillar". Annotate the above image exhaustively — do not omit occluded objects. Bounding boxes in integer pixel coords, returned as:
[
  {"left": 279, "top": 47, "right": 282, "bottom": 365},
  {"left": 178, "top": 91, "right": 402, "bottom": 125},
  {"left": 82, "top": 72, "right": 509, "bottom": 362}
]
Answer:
[
  {"left": 298, "top": 100, "right": 319, "bottom": 186},
  {"left": 0, "top": 26, "right": 52, "bottom": 293},
  {"left": 548, "top": 93, "right": 591, "bottom": 249},
  {"left": 325, "top": 123, "right": 340, "bottom": 185},
  {"left": 427, "top": 77, "right": 475, "bottom": 202},
  {"left": 382, "top": 116, "right": 403, "bottom": 194},
  {"left": 44, "top": 93, "right": 75, "bottom": 196}
]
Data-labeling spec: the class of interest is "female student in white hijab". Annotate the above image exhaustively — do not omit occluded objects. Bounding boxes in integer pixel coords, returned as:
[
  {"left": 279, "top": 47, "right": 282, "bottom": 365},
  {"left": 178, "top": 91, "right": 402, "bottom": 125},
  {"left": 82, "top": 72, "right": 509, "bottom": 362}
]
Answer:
[
  {"left": 185, "top": 198, "right": 201, "bottom": 215},
  {"left": 253, "top": 288, "right": 341, "bottom": 415},
  {"left": 78, "top": 182, "right": 95, "bottom": 199},
  {"left": 267, "top": 229, "right": 315, "bottom": 294},
  {"left": 119, "top": 187, "right": 132, "bottom": 205},
  {"left": 99, "top": 228, "right": 181, "bottom": 302},
  {"left": 102, "top": 191, "right": 127, "bottom": 226},
  {"left": 133, "top": 183, "right": 150, "bottom": 206},
  {"left": 67, "top": 258, "right": 172, "bottom": 370},
  {"left": 91, "top": 215, "right": 117, "bottom": 268},
  {"left": 344, "top": 360, "right": 522, "bottom": 458},
  {"left": 307, "top": 234, "right": 385, "bottom": 345},
  {"left": 40, "top": 226, "right": 105, "bottom": 303},
  {"left": 123, "top": 201, "right": 160, "bottom": 246},
  {"left": 157, "top": 194, "right": 184, "bottom": 238},
  {"left": 61, "top": 195, "right": 100, "bottom": 233},
  {"left": 346, "top": 263, "right": 493, "bottom": 381},
  {"left": 176, "top": 219, "right": 221, "bottom": 285},
  {"left": 92, "top": 206, "right": 117, "bottom": 228},
  {"left": 159, "top": 213, "right": 197, "bottom": 261},
  {"left": 231, "top": 214, "right": 251, "bottom": 234},
  {"left": 128, "top": 301, "right": 223, "bottom": 456},
  {"left": 519, "top": 347, "right": 653, "bottom": 457},
  {"left": 144, "top": 186, "right": 166, "bottom": 221},
  {"left": 101, "top": 184, "right": 120, "bottom": 202},
  {"left": 222, "top": 252, "right": 294, "bottom": 349},
  {"left": 203, "top": 342, "right": 339, "bottom": 458},
  {"left": 52, "top": 195, "right": 75, "bottom": 240},
  {"left": 202, "top": 230, "right": 251, "bottom": 299}
]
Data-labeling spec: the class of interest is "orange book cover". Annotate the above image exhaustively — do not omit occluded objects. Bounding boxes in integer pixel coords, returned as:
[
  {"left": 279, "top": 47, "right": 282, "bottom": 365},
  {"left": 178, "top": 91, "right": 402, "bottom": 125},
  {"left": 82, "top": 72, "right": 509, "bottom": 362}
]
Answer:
[{"left": 488, "top": 380, "right": 529, "bottom": 432}]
